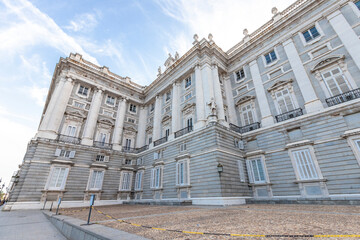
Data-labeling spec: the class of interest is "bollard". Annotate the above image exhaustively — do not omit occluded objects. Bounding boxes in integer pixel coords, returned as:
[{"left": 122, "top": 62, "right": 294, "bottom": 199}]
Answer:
[
  {"left": 87, "top": 194, "right": 95, "bottom": 225},
  {"left": 42, "top": 199, "right": 47, "bottom": 210},
  {"left": 55, "top": 197, "right": 62, "bottom": 215},
  {"left": 50, "top": 201, "right": 53, "bottom": 212}
]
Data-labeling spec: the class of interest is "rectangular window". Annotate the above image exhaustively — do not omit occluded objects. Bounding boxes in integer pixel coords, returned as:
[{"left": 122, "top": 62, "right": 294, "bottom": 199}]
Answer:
[
  {"left": 292, "top": 149, "right": 319, "bottom": 180},
  {"left": 180, "top": 143, "right": 187, "bottom": 152},
  {"left": 136, "top": 158, "right": 143, "bottom": 165},
  {"left": 103, "top": 110, "right": 113, "bottom": 117},
  {"left": 151, "top": 166, "right": 163, "bottom": 189},
  {"left": 264, "top": 50, "right": 277, "bottom": 64},
  {"left": 246, "top": 158, "right": 266, "bottom": 183},
  {"left": 66, "top": 126, "right": 77, "bottom": 137},
  {"left": 127, "top": 118, "right": 135, "bottom": 123},
  {"left": 185, "top": 92, "right": 192, "bottom": 101},
  {"left": 356, "top": 139, "right": 360, "bottom": 152},
  {"left": 125, "top": 139, "right": 132, "bottom": 149},
  {"left": 106, "top": 96, "right": 115, "bottom": 106},
  {"left": 88, "top": 170, "right": 104, "bottom": 190},
  {"left": 302, "top": 26, "right": 320, "bottom": 42},
  {"left": 48, "top": 167, "right": 69, "bottom": 190},
  {"left": 241, "top": 104, "right": 255, "bottom": 126},
  {"left": 275, "top": 89, "right": 295, "bottom": 114},
  {"left": 165, "top": 129, "right": 170, "bottom": 138},
  {"left": 187, "top": 118, "right": 193, "bottom": 128},
  {"left": 150, "top": 103, "right": 155, "bottom": 112},
  {"left": 135, "top": 171, "right": 143, "bottom": 190},
  {"left": 96, "top": 155, "right": 105, "bottom": 162},
  {"left": 356, "top": 0, "right": 360, "bottom": 10},
  {"left": 237, "top": 160, "right": 245, "bottom": 182},
  {"left": 154, "top": 150, "right": 162, "bottom": 160},
  {"left": 185, "top": 77, "right": 192, "bottom": 88},
  {"left": 148, "top": 137, "right": 152, "bottom": 144},
  {"left": 176, "top": 160, "right": 189, "bottom": 186},
  {"left": 125, "top": 159, "right": 132, "bottom": 165},
  {"left": 99, "top": 133, "right": 107, "bottom": 143},
  {"left": 322, "top": 67, "right": 350, "bottom": 96},
  {"left": 166, "top": 92, "right": 171, "bottom": 101},
  {"left": 120, "top": 172, "right": 132, "bottom": 191},
  {"left": 129, "top": 104, "right": 137, "bottom": 113},
  {"left": 78, "top": 86, "right": 89, "bottom": 96},
  {"left": 74, "top": 101, "right": 85, "bottom": 109},
  {"left": 236, "top": 68, "right": 245, "bottom": 81}
]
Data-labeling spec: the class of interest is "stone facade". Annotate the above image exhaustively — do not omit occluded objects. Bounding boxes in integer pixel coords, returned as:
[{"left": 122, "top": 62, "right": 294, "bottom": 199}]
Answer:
[{"left": 5, "top": 0, "right": 360, "bottom": 210}]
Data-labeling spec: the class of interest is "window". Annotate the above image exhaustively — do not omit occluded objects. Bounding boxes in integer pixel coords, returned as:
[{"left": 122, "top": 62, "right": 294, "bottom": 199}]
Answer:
[
  {"left": 165, "top": 106, "right": 171, "bottom": 113},
  {"left": 321, "top": 67, "right": 351, "bottom": 96},
  {"left": 74, "top": 101, "right": 85, "bottom": 109},
  {"left": 125, "top": 159, "right": 132, "bottom": 165},
  {"left": 186, "top": 118, "right": 193, "bottom": 128},
  {"left": 99, "top": 133, "right": 107, "bottom": 143},
  {"left": 356, "top": 139, "right": 360, "bottom": 152},
  {"left": 185, "top": 77, "right": 192, "bottom": 88},
  {"left": 237, "top": 160, "right": 245, "bottom": 182},
  {"left": 96, "top": 155, "right": 105, "bottom": 162},
  {"left": 184, "top": 92, "right": 192, "bottom": 101},
  {"left": 47, "top": 167, "right": 69, "bottom": 190},
  {"left": 125, "top": 139, "right": 132, "bottom": 149},
  {"left": 246, "top": 158, "right": 267, "bottom": 183},
  {"left": 148, "top": 137, "right": 152, "bottom": 144},
  {"left": 264, "top": 50, "right": 277, "bottom": 64},
  {"left": 120, "top": 172, "right": 132, "bottom": 191},
  {"left": 235, "top": 68, "right": 245, "bottom": 81},
  {"left": 154, "top": 150, "right": 162, "bottom": 160},
  {"left": 55, "top": 149, "right": 75, "bottom": 159},
  {"left": 166, "top": 91, "right": 171, "bottom": 101},
  {"left": 106, "top": 95, "right": 115, "bottom": 106},
  {"left": 136, "top": 158, "right": 143, "bottom": 165},
  {"left": 165, "top": 129, "right": 170, "bottom": 138},
  {"left": 66, "top": 126, "right": 77, "bottom": 137},
  {"left": 150, "top": 103, "right": 155, "bottom": 112},
  {"left": 291, "top": 149, "right": 319, "bottom": 180},
  {"left": 302, "top": 26, "right": 320, "bottom": 42},
  {"left": 151, "top": 166, "right": 163, "bottom": 189},
  {"left": 234, "top": 138, "right": 244, "bottom": 150},
  {"left": 180, "top": 143, "right": 187, "bottom": 152},
  {"left": 356, "top": 0, "right": 360, "bottom": 10},
  {"left": 347, "top": 136, "right": 360, "bottom": 166},
  {"left": 78, "top": 86, "right": 89, "bottom": 96},
  {"left": 135, "top": 171, "right": 143, "bottom": 190},
  {"left": 88, "top": 170, "right": 104, "bottom": 190},
  {"left": 240, "top": 103, "right": 255, "bottom": 126},
  {"left": 129, "top": 104, "right": 137, "bottom": 113},
  {"left": 103, "top": 110, "right": 113, "bottom": 117},
  {"left": 176, "top": 160, "right": 189, "bottom": 186},
  {"left": 275, "top": 89, "right": 295, "bottom": 114},
  {"left": 127, "top": 118, "right": 135, "bottom": 123}
]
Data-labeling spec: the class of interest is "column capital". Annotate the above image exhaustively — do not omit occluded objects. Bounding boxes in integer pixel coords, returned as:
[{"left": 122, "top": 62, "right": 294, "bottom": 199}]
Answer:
[
  {"left": 327, "top": 10, "right": 342, "bottom": 21},
  {"left": 282, "top": 38, "right": 294, "bottom": 47},
  {"left": 249, "top": 60, "right": 258, "bottom": 67}
]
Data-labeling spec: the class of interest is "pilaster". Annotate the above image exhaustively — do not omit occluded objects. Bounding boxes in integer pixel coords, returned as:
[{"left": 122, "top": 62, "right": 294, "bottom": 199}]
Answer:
[
  {"left": 136, "top": 105, "right": 147, "bottom": 148},
  {"left": 212, "top": 64, "right": 227, "bottom": 126},
  {"left": 171, "top": 82, "right": 181, "bottom": 133},
  {"left": 112, "top": 98, "right": 127, "bottom": 150},
  {"left": 195, "top": 64, "right": 206, "bottom": 129},
  {"left": 152, "top": 95, "right": 162, "bottom": 141}
]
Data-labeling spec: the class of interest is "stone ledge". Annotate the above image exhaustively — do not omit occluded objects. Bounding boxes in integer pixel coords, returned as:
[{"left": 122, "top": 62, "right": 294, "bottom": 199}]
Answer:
[{"left": 43, "top": 211, "right": 148, "bottom": 240}]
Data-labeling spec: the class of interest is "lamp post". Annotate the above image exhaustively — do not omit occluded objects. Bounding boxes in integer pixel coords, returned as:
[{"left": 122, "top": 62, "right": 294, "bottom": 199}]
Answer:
[{"left": 217, "top": 163, "right": 223, "bottom": 177}]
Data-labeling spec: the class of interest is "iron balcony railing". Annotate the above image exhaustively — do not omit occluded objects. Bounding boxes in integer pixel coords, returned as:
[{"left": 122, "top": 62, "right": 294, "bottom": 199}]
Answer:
[
  {"left": 93, "top": 141, "right": 112, "bottom": 149},
  {"left": 325, "top": 88, "right": 360, "bottom": 107},
  {"left": 174, "top": 126, "right": 193, "bottom": 138},
  {"left": 275, "top": 108, "right": 303, "bottom": 123},
  {"left": 229, "top": 122, "right": 261, "bottom": 134},
  {"left": 57, "top": 134, "right": 81, "bottom": 144},
  {"left": 153, "top": 136, "right": 168, "bottom": 147},
  {"left": 122, "top": 147, "right": 138, "bottom": 153},
  {"left": 136, "top": 145, "right": 149, "bottom": 153}
]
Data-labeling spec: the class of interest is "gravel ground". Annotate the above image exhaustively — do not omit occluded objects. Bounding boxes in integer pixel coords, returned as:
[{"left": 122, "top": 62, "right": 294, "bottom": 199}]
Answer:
[{"left": 61, "top": 204, "right": 360, "bottom": 240}]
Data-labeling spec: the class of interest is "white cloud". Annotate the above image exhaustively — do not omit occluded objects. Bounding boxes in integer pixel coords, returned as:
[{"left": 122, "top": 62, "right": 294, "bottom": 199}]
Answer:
[
  {"left": 27, "top": 85, "right": 48, "bottom": 106},
  {"left": 66, "top": 12, "right": 99, "bottom": 32}
]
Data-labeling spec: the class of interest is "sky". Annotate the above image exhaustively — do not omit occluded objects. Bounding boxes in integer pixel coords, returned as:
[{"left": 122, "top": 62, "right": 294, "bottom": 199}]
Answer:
[{"left": 0, "top": 0, "right": 293, "bottom": 190}]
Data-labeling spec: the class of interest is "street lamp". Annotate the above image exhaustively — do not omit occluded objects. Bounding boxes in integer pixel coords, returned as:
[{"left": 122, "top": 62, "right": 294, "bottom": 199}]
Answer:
[{"left": 217, "top": 163, "right": 223, "bottom": 176}]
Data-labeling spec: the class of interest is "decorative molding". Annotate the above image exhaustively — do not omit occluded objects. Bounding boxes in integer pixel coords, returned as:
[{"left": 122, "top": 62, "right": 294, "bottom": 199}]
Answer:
[
  {"left": 267, "top": 79, "right": 294, "bottom": 92},
  {"left": 175, "top": 154, "right": 190, "bottom": 161},
  {"left": 311, "top": 55, "right": 345, "bottom": 72},
  {"left": 50, "top": 159, "right": 74, "bottom": 166},
  {"left": 342, "top": 128, "right": 360, "bottom": 138},
  {"left": 98, "top": 117, "right": 115, "bottom": 126},
  {"left": 161, "top": 114, "right": 171, "bottom": 124},
  {"left": 235, "top": 95, "right": 255, "bottom": 106},
  {"left": 246, "top": 150, "right": 265, "bottom": 157},
  {"left": 285, "top": 140, "right": 314, "bottom": 149}
]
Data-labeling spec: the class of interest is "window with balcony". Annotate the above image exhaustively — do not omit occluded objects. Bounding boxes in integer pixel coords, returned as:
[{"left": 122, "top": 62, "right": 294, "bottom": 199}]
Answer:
[
  {"left": 129, "top": 104, "right": 137, "bottom": 113},
  {"left": 125, "top": 139, "right": 132, "bottom": 149},
  {"left": 176, "top": 159, "right": 189, "bottom": 186},
  {"left": 235, "top": 68, "right": 245, "bottom": 81},
  {"left": 106, "top": 95, "right": 115, "bottom": 106},
  {"left": 66, "top": 126, "right": 77, "bottom": 137},
  {"left": 88, "top": 170, "right": 104, "bottom": 190},
  {"left": 322, "top": 67, "right": 351, "bottom": 96},
  {"left": 135, "top": 171, "right": 144, "bottom": 191},
  {"left": 264, "top": 50, "right": 277, "bottom": 65},
  {"left": 151, "top": 166, "right": 163, "bottom": 189},
  {"left": 302, "top": 26, "right": 320, "bottom": 42},
  {"left": 246, "top": 157, "right": 267, "bottom": 184},
  {"left": 46, "top": 167, "right": 69, "bottom": 190},
  {"left": 185, "top": 77, "right": 192, "bottom": 88},
  {"left": 275, "top": 89, "right": 295, "bottom": 114},
  {"left": 240, "top": 103, "right": 256, "bottom": 126},
  {"left": 78, "top": 85, "right": 89, "bottom": 96},
  {"left": 119, "top": 171, "right": 132, "bottom": 191}
]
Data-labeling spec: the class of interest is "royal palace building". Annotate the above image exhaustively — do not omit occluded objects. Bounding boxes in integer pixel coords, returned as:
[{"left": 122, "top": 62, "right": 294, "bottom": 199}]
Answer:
[{"left": 5, "top": 0, "right": 360, "bottom": 210}]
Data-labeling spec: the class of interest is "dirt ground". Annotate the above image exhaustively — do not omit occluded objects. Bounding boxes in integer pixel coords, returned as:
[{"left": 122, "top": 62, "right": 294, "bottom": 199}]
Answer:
[{"left": 60, "top": 204, "right": 360, "bottom": 240}]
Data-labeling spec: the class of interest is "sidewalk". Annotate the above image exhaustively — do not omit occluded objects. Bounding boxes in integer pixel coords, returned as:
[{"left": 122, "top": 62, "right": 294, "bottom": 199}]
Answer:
[{"left": 0, "top": 208, "right": 66, "bottom": 240}]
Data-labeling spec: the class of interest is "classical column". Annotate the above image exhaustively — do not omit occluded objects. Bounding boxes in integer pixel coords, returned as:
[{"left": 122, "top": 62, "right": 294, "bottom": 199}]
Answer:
[
  {"left": 328, "top": 10, "right": 360, "bottom": 71},
  {"left": 249, "top": 60, "right": 274, "bottom": 127},
  {"left": 212, "top": 64, "right": 227, "bottom": 126},
  {"left": 283, "top": 39, "right": 323, "bottom": 113},
  {"left": 37, "top": 75, "right": 66, "bottom": 138},
  {"left": 152, "top": 95, "right": 162, "bottom": 141},
  {"left": 223, "top": 75, "right": 238, "bottom": 125},
  {"left": 195, "top": 65, "right": 206, "bottom": 129},
  {"left": 136, "top": 106, "right": 147, "bottom": 148},
  {"left": 81, "top": 88, "right": 103, "bottom": 146},
  {"left": 112, "top": 98, "right": 127, "bottom": 151},
  {"left": 171, "top": 82, "right": 180, "bottom": 134}
]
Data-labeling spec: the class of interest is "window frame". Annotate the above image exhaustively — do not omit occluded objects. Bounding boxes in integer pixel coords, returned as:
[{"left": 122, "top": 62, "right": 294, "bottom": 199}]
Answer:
[
  {"left": 239, "top": 102, "right": 257, "bottom": 126},
  {"left": 246, "top": 155, "right": 269, "bottom": 184},
  {"left": 129, "top": 103, "right": 137, "bottom": 114},
  {"left": 45, "top": 166, "right": 70, "bottom": 191},
  {"left": 87, "top": 169, "right": 105, "bottom": 191},
  {"left": 77, "top": 85, "right": 90, "bottom": 98},
  {"left": 274, "top": 88, "right": 297, "bottom": 115},
  {"left": 119, "top": 171, "right": 133, "bottom": 191},
  {"left": 237, "top": 160, "right": 246, "bottom": 182},
  {"left": 321, "top": 66, "right": 352, "bottom": 97},
  {"left": 176, "top": 158, "right": 190, "bottom": 187},
  {"left": 150, "top": 165, "right": 164, "bottom": 189},
  {"left": 134, "top": 170, "right": 144, "bottom": 191},
  {"left": 299, "top": 22, "right": 324, "bottom": 46},
  {"left": 235, "top": 68, "right": 246, "bottom": 82},
  {"left": 347, "top": 135, "right": 360, "bottom": 167},
  {"left": 105, "top": 94, "right": 116, "bottom": 107},
  {"left": 262, "top": 48, "right": 279, "bottom": 67},
  {"left": 184, "top": 76, "right": 192, "bottom": 89},
  {"left": 349, "top": 1, "right": 360, "bottom": 18}
]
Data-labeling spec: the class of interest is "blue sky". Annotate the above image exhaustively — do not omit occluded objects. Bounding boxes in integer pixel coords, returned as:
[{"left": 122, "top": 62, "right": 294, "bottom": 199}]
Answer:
[{"left": 0, "top": 0, "right": 292, "bottom": 188}]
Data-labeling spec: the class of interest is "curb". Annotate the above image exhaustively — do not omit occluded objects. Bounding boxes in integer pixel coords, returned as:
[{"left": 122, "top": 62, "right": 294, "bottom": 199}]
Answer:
[{"left": 43, "top": 211, "right": 148, "bottom": 240}]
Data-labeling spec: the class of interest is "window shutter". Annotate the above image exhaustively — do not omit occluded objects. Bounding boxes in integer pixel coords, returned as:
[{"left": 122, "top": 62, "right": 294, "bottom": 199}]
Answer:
[
  {"left": 150, "top": 169, "right": 155, "bottom": 188},
  {"left": 69, "top": 151, "right": 76, "bottom": 159},
  {"left": 284, "top": 95, "right": 294, "bottom": 111},
  {"left": 60, "top": 168, "right": 69, "bottom": 189},
  {"left": 176, "top": 162, "right": 179, "bottom": 185},
  {"left": 89, "top": 171, "right": 96, "bottom": 189},
  {"left": 160, "top": 167, "right": 163, "bottom": 188},
  {"left": 104, "top": 156, "right": 110, "bottom": 162},
  {"left": 135, "top": 172, "right": 139, "bottom": 190},
  {"left": 55, "top": 148, "right": 61, "bottom": 157},
  {"left": 237, "top": 160, "right": 245, "bottom": 182},
  {"left": 246, "top": 160, "right": 254, "bottom": 184},
  {"left": 184, "top": 160, "right": 189, "bottom": 185}
]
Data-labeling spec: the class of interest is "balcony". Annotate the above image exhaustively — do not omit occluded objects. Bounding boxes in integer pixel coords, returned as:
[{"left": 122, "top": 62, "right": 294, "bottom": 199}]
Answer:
[
  {"left": 122, "top": 147, "right": 138, "bottom": 153},
  {"left": 93, "top": 141, "right": 112, "bottom": 149},
  {"left": 57, "top": 134, "right": 81, "bottom": 144},
  {"left": 325, "top": 88, "right": 360, "bottom": 107},
  {"left": 136, "top": 145, "right": 149, "bottom": 153},
  {"left": 153, "top": 136, "right": 168, "bottom": 147},
  {"left": 229, "top": 122, "right": 261, "bottom": 134},
  {"left": 174, "top": 126, "right": 193, "bottom": 138},
  {"left": 275, "top": 108, "right": 303, "bottom": 123}
]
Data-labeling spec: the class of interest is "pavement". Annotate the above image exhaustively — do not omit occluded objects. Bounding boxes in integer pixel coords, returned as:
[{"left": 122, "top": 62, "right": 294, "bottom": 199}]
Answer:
[{"left": 0, "top": 206, "right": 66, "bottom": 240}]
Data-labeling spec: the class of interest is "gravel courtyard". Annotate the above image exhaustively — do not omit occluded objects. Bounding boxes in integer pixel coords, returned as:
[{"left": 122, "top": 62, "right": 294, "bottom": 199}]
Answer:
[{"left": 60, "top": 204, "right": 360, "bottom": 239}]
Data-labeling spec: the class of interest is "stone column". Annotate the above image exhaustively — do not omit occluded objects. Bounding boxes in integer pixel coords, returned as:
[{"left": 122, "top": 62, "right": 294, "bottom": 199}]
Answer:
[
  {"left": 152, "top": 95, "right": 162, "bottom": 141},
  {"left": 37, "top": 76, "right": 66, "bottom": 139},
  {"left": 195, "top": 65, "right": 206, "bottom": 129},
  {"left": 202, "top": 64, "right": 215, "bottom": 118},
  {"left": 328, "top": 10, "right": 360, "bottom": 71},
  {"left": 249, "top": 60, "right": 274, "bottom": 127},
  {"left": 171, "top": 82, "right": 180, "bottom": 134},
  {"left": 81, "top": 88, "right": 103, "bottom": 146},
  {"left": 112, "top": 98, "right": 127, "bottom": 150},
  {"left": 283, "top": 39, "right": 323, "bottom": 113},
  {"left": 223, "top": 75, "right": 238, "bottom": 125},
  {"left": 212, "top": 64, "right": 227, "bottom": 126},
  {"left": 136, "top": 106, "right": 147, "bottom": 148}
]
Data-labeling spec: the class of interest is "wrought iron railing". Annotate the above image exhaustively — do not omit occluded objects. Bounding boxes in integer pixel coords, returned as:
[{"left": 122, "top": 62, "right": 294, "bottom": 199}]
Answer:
[
  {"left": 229, "top": 122, "right": 261, "bottom": 134},
  {"left": 229, "top": 123, "right": 241, "bottom": 133},
  {"left": 93, "top": 141, "right": 112, "bottom": 149},
  {"left": 275, "top": 108, "right": 303, "bottom": 123},
  {"left": 174, "top": 126, "right": 193, "bottom": 138},
  {"left": 153, "top": 136, "right": 168, "bottom": 147},
  {"left": 325, "top": 88, "right": 360, "bottom": 107},
  {"left": 57, "top": 135, "right": 81, "bottom": 144},
  {"left": 122, "top": 147, "right": 138, "bottom": 153},
  {"left": 136, "top": 145, "right": 149, "bottom": 153}
]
